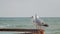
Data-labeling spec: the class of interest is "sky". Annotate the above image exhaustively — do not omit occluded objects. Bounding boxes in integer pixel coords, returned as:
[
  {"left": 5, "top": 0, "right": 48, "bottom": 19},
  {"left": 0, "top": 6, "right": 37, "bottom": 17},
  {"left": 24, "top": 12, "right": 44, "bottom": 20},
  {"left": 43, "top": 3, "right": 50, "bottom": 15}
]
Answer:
[{"left": 0, "top": 0, "right": 60, "bottom": 17}]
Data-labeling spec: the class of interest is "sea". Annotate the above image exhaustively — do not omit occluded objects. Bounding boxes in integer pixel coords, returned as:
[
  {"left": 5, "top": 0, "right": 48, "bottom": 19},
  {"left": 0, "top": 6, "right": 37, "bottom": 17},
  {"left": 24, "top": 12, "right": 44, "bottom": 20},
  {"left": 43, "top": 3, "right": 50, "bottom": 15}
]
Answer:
[{"left": 0, "top": 17, "right": 60, "bottom": 34}]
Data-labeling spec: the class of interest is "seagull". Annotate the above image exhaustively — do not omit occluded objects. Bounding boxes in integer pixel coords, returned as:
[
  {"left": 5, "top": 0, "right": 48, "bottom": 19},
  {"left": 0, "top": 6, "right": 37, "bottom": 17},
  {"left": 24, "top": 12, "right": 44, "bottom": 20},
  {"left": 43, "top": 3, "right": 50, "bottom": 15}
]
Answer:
[{"left": 32, "top": 14, "right": 48, "bottom": 29}]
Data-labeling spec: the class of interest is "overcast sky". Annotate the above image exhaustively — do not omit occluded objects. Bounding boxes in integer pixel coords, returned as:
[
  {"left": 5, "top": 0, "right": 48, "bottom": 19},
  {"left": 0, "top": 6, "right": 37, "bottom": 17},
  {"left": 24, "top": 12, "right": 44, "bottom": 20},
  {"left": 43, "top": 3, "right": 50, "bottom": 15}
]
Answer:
[{"left": 0, "top": 0, "right": 60, "bottom": 17}]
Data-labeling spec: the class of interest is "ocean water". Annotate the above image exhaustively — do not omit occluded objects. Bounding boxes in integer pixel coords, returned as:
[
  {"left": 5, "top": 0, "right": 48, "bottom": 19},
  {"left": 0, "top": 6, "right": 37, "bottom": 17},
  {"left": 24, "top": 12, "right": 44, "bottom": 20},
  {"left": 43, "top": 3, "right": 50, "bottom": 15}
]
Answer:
[{"left": 0, "top": 17, "right": 60, "bottom": 34}]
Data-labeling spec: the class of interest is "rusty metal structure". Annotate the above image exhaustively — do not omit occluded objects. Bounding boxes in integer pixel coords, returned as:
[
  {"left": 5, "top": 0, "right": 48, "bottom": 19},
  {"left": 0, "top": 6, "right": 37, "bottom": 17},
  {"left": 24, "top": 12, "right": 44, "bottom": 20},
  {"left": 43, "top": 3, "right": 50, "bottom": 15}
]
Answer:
[{"left": 0, "top": 28, "right": 44, "bottom": 34}]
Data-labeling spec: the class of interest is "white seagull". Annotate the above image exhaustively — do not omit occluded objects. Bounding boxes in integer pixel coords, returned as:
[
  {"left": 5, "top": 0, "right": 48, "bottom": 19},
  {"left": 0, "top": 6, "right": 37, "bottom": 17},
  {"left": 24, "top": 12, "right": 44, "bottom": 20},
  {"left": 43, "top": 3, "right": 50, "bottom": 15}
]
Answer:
[{"left": 32, "top": 14, "right": 48, "bottom": 29}]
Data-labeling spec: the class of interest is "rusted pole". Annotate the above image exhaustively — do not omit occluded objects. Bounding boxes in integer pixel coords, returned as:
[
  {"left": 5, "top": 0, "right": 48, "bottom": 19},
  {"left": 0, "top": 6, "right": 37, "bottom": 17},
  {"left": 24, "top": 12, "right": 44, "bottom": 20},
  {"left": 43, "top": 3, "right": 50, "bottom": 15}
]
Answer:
[
  {"left": 31, "top": 29, "right": 44, "bottom": 34},
  {"left": 39, "top": 29, "right": 45, "bottom": 34},
  {"left": 0, "top": 28, "right": 45, "bottom": 34}
]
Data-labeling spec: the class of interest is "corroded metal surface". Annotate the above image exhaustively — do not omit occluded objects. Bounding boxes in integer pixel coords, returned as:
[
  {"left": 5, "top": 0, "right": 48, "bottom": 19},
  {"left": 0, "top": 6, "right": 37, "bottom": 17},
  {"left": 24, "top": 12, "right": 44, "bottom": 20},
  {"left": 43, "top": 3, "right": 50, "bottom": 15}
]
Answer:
[{"left": 0, "top": 28, "right": 44, "bottom": 34}]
